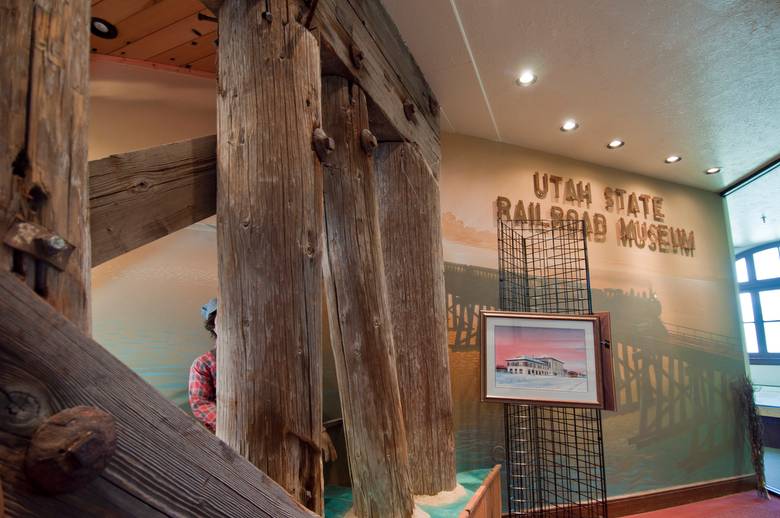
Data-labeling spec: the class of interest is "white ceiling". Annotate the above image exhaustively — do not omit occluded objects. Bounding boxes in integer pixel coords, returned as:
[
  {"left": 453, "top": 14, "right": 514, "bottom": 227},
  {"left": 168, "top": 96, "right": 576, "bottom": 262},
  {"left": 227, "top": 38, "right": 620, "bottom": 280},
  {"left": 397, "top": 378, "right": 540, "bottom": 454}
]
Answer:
[
  {"left": 382, "top": 0, "right": 780, "bottom": 192},
  {"left": 726, "top": 166, "right": 780, "bottom": 250}
]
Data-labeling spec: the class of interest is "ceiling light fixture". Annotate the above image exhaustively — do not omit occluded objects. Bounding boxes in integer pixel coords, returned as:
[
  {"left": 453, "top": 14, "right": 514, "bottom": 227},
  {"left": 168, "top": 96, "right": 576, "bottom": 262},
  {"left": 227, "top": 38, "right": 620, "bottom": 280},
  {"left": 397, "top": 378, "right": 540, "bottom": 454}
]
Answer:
[
  {"left": 705, "top": 167, "right": 721, "bottom": 174},
  {"left": 90, "top": 17, "right": 118, "bottom": 39},
  {"left": 664, "top": 155, "right": 682, "bottom": 164},
  {"left": 560, "top": 119, "right": 579, "bottom": 132},
  {"left": 607, "top": 139, "right": 625, "bottom": 149},
  {"left": 516, "top": 70, "right": 537, "bottom": 86}
]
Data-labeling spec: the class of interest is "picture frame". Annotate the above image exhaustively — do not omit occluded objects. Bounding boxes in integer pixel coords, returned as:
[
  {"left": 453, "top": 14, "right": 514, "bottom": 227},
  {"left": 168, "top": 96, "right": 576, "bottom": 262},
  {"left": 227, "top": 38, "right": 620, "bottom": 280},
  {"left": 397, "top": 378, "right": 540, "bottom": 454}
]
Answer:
[{"left": 480, "top": 310, "right": 606, "bottom": 408}]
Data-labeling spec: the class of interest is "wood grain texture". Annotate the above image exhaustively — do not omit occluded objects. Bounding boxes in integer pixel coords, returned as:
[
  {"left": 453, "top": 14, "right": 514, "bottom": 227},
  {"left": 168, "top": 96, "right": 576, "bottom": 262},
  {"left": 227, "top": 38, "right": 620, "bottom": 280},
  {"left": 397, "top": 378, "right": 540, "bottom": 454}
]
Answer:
[
  {"left": 90, "top": 0, "right": 203, "bottom": 55},
  {"left": 0, "top": 271, "right": 318, "bottom": 518},
  {"left": 458, "top": 465, "right": 501, "bottom": 518},
  {"left": 89, "top": 135, "right": 217, "bottom": 267},
  {"left": 374, "top": 142, "right": 457, "bottom": 495},
  {"left": 216, "top": 1, "right": 323, "bottom": 513},
  {"left": 0, "top": 0, "right": 91, "bottom": 333},
  {"left": 321, "top": 76, "right": 414, "bottom": 518},
  {"left": 607, "top": 474, "right": 756, "bottom": 517},
  {"left": 199, "top": 0, "right": 224, "bottom": 13},
  {"left": 310, "top": 0, "right": 441, "bottom": 172}
]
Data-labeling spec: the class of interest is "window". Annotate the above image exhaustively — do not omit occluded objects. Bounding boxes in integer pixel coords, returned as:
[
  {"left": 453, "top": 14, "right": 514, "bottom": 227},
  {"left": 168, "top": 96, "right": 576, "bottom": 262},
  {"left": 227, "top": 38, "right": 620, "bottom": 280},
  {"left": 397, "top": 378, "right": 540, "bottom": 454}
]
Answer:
[{"left": 736, "top": 242, "right": 780, "bottom": 363}]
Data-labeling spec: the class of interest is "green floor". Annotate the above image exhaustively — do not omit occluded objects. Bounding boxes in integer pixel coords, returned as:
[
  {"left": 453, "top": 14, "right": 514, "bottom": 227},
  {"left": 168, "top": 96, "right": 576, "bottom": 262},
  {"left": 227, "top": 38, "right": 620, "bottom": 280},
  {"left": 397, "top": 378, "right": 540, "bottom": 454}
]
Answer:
[
  {"left": 766, "top": 447, "right": 780, "bottom": 493},
  {"left": 324, "top": 468, "right": 493, "bottom": 518}
]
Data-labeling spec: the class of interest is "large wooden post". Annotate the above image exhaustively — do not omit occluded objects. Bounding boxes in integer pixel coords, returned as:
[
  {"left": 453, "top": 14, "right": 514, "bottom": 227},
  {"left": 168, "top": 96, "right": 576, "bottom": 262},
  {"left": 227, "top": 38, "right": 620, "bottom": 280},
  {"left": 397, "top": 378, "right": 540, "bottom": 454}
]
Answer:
[
  {"left": 374, "top": 143, "right": 458, "bottom": 496},
  {"left": 0, "top": 0, "right": 91, "bottom": 332},
  {"left": 321, "top": 76, "right": 415, "bottom": 518},
  {"left": 216, "top": 0, "right": 323, "bottom": 513}
]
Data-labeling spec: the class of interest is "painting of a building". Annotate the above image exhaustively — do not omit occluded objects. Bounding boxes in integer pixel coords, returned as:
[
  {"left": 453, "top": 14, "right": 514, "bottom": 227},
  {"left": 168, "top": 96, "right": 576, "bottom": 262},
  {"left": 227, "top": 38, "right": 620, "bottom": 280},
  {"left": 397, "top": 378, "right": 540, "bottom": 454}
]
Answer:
[{"left": 505, "top": 355, "right": 567, "bottom": 376}]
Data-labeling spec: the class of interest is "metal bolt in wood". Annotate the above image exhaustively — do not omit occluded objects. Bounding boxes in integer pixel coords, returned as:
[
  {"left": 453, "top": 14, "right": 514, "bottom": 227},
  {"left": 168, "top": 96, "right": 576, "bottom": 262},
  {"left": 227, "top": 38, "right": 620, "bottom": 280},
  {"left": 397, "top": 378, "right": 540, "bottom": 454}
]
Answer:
[
  {"left": 403, "top": 100, "right": 417, "bottom": 123},
  {"left": 350, "top": 44, "right": 364, "bottom": 69},
  {"left": 24, "top": 406, "right": 117, "bottom": 495},
  {"left": 360, "top": 129, "right": 378, "bottom": 154},
  {"left": 313, "top": 128, "right": 336, "bottom": 162}
]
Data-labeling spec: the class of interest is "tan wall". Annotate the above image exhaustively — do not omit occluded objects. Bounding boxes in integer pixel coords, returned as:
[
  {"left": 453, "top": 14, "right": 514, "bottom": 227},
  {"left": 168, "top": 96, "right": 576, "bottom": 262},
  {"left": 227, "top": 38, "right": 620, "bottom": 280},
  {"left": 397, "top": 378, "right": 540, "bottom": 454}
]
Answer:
[
  {"left": 89, "top": 59, "right": 215, "bottom": 160},
  {"left": 89, "top": 61, "right": 751, "bottom": 499},
  {"left": 440, "top": 132, "right": 751, "bottom": 497}
]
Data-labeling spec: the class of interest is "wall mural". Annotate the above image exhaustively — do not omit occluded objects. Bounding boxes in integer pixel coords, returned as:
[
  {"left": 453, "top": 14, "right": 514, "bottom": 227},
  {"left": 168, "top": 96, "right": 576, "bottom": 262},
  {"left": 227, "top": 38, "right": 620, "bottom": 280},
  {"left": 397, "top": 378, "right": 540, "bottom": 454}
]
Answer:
[
  {"left": 439, "top": 133, "right": 749, "bottom": 498},
  {"left": 444, "top": 262, "right": 747, "bottom": 496},
  {"left": 91, "top": 134, "right": 750, "bottom": 501}
]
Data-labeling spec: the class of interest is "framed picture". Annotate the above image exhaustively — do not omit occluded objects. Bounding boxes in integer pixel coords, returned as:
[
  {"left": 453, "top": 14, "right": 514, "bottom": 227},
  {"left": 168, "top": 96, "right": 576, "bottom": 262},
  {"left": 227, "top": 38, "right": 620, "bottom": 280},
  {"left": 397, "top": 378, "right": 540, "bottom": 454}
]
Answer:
[{"left": 481, "top": 311, "right": 605, "bottom": 408}]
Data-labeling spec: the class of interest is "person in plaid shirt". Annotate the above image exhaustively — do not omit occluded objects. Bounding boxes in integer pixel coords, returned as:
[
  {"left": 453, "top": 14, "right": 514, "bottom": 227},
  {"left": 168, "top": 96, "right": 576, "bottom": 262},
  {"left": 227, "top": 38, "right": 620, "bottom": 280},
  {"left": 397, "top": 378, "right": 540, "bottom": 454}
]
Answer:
[{"left": 189, "top": 298, "right": 218, "bottom": 432}]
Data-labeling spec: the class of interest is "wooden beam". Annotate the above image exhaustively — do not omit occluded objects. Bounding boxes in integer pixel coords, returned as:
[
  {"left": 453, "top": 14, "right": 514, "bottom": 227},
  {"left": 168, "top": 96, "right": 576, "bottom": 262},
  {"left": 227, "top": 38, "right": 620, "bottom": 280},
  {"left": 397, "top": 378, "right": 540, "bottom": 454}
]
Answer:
[
  {"left": 312, "top": 0, "right": 441, "bottom": 173},
  {"left": 375, "top": 142, "right": 457, "bottom": 495},
  {"left": 200, "top": 0, "right": 441, "bottom": 171},
  {"left": 89, "top": 135, "right": 217, "bottom": 267},
  {"left": 199, "top": 0, "right": 224, "bottom": 13},
  {"left": 0, "top": 271, "right": 318, "bottom": 518},
  {"left": 0, "top": 0, "right": 91, "bottom": 332},
  {"left": 321, "top": 76, "right": 415, "bottom": 517},
  {"left": 216, "top": 1, "right": 323, "bottom": 513}
]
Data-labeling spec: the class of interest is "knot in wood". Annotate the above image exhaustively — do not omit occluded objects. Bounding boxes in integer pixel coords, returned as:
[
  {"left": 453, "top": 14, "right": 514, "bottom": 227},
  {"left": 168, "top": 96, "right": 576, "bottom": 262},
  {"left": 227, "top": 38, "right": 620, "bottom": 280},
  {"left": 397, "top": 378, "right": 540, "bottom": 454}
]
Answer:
[
  {"left": 312, "top": 128, "right": 335, "bottom": 162},
  {"left": 25, "top": 406, "right": 117, "bottom": 494},
  {"left": 359, "top": 129, "right": 377, "bottom": 154},
  {"left": 350, "top": 44, "right": 365, "bottom": 69},
  {"left": 403, "top": 100, "right": 417, "bottom": 123}
]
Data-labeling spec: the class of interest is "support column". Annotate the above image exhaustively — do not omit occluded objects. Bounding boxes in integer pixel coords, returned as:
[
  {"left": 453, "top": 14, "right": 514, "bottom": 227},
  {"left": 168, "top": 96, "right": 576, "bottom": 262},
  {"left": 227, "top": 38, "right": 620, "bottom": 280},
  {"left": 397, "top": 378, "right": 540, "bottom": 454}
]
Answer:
[
  {"left": 321, "top": 76, "right": 415, "bottom": 517},
  {"left": 375, "top": 143, "right": 457, "bottom": 495},
  {"left": 0, "top": 0, "right": 91, "bottom": 332},
  {"left": 216, "top": 1, "right": 323, "bottom": 512}
]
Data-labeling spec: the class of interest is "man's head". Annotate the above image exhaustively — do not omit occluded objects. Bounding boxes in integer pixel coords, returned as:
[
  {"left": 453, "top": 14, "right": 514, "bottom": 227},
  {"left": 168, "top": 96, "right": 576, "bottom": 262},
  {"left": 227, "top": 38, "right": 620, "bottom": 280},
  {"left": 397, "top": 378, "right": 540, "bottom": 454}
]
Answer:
[{"left": 202, "top": 298, "right": 218, "bottom": 339}]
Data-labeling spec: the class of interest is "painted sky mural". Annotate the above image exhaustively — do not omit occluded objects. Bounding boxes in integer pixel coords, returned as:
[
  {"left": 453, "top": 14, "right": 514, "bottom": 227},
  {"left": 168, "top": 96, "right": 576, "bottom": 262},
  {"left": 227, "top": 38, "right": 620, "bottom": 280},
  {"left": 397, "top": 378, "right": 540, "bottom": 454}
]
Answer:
[{"left": 494, "top": 326, "right": 587, "bottom": 373}]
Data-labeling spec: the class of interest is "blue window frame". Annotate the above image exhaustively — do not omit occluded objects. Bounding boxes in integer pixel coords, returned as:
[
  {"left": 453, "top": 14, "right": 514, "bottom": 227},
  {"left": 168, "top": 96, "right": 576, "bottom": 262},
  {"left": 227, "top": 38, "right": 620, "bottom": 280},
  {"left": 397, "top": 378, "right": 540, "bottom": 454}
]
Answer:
[{"left": 737, "top": 241, "right": 780, "bottom": 364}]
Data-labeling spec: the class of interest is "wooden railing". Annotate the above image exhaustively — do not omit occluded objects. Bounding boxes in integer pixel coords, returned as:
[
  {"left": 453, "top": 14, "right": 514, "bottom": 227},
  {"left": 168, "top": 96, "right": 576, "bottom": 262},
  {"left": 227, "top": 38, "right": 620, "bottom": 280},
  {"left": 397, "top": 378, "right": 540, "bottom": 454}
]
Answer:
[{"left": 459, "top": 465, "right": 502, "bottom": 518}]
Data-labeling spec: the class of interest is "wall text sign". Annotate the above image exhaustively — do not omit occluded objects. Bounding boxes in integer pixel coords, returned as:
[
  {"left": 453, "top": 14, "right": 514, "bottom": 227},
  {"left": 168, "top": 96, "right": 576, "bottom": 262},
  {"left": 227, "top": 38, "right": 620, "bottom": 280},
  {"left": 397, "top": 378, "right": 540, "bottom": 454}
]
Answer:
[{"left": 496, "top": 173, "right": 695, "bottom": 256}]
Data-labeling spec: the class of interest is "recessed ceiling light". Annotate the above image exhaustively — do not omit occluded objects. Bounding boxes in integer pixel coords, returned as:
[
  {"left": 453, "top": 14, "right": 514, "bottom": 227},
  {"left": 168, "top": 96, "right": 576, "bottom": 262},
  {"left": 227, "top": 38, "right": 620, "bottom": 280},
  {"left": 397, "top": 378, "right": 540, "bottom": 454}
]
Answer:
[
  {"left": 517, "top": 70, "right": 537, "bottom": 86},
  {"left": 664, "top": 155, "right": 682, "bottom": 164},
  {"left": 607, "top": 139, "right": 624, "bottom": 149},
  {"left": 705, "top": 167, "right": 721, "bottom": 174},
  {"left": 91, "top": 17, "right": 118, "bottom": 39},
  {"left": 560, "top": 119, "right": 579, "bottom": 132}
]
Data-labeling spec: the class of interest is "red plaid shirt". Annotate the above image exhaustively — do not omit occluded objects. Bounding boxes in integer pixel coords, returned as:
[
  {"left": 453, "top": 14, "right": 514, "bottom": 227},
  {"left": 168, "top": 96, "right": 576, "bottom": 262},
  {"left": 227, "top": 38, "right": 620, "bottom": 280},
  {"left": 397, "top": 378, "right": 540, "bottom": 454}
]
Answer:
[{"left": 189, "top": 348, "right": 216, "bottom": 432}]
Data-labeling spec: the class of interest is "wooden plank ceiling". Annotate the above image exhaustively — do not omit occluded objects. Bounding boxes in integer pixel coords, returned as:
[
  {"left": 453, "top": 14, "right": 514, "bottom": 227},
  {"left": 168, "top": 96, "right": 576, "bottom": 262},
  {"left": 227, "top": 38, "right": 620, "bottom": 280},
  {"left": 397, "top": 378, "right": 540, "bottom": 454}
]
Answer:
[{"left": 90, "top": 0, "right": 218, "bottom": 74}]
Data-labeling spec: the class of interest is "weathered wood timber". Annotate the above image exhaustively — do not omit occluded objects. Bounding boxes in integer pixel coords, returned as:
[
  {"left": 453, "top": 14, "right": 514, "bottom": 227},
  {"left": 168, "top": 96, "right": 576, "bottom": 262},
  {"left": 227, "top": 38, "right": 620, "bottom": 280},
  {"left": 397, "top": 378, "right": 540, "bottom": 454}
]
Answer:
[
  {"left": 312, "top": 0, "right": 441, "bottom": 172},
  {"left": 0, "top": 0, "right": 91, "bottom": 332},
  {"left": 197, "top": 0, "right": 441, "bottom": 171},
  {"left": 321, "top": 76, "right": 415, "bottom": 517},
  {"left": 0, "top": 271, "right": 318, "bottom": 518},
  {"left": 216, "top": 0, "right": 323, "bottom": 513},
  {"left": 374, "top": 142, "right": 457, "bottom": 495},
  {"left": 89, "top": 135, "right": 217, "bottom": 267}
]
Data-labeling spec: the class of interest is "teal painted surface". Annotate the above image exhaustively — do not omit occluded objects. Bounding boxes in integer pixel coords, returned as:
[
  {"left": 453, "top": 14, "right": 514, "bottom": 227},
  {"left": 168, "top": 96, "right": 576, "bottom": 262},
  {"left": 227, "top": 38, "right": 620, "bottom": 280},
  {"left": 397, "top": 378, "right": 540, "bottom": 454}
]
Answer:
[
  {"left": 324, "top": 469, "right": 492, "bottom": 518},
  {"left": 92, "top": 220, "right": 218, "bottom": 415}
]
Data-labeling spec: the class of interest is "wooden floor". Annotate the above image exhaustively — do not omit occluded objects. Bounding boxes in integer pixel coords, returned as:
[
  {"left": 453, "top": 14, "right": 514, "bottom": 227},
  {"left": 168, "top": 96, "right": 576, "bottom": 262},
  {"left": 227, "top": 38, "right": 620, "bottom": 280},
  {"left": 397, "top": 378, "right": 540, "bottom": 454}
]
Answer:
[{"left": 625, "top": 491, "right": 780, "bottom": 517}]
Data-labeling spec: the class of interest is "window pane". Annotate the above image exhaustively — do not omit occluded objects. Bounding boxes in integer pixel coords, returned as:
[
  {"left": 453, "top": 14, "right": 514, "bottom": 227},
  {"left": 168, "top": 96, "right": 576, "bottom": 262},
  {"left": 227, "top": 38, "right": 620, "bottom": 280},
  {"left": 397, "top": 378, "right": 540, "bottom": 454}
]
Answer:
[
  {"left": 765, "top": 322, "right": 780, "bottom": 353},
  {"left": 744, "top": 323, "right": 759, "bottom": 353},
  {"left": 735, "top": 258, "right": 749, "bottom": 283},
  {"left": 740, "top": 293, "right": 755, "bottom": 322},
  {"left": 754, "top": 247, "right": 780, "bottom": 280},
  {"left": 759, "top": 289, "right": 780, "bottom": 321}
]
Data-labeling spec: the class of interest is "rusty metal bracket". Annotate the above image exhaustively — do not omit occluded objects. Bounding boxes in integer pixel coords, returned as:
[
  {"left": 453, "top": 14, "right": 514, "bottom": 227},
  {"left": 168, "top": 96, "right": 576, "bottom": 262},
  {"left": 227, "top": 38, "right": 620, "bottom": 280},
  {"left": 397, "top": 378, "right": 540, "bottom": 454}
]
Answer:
[{"left": 3, "top": 221, "right": 75, "bottom": 271}]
